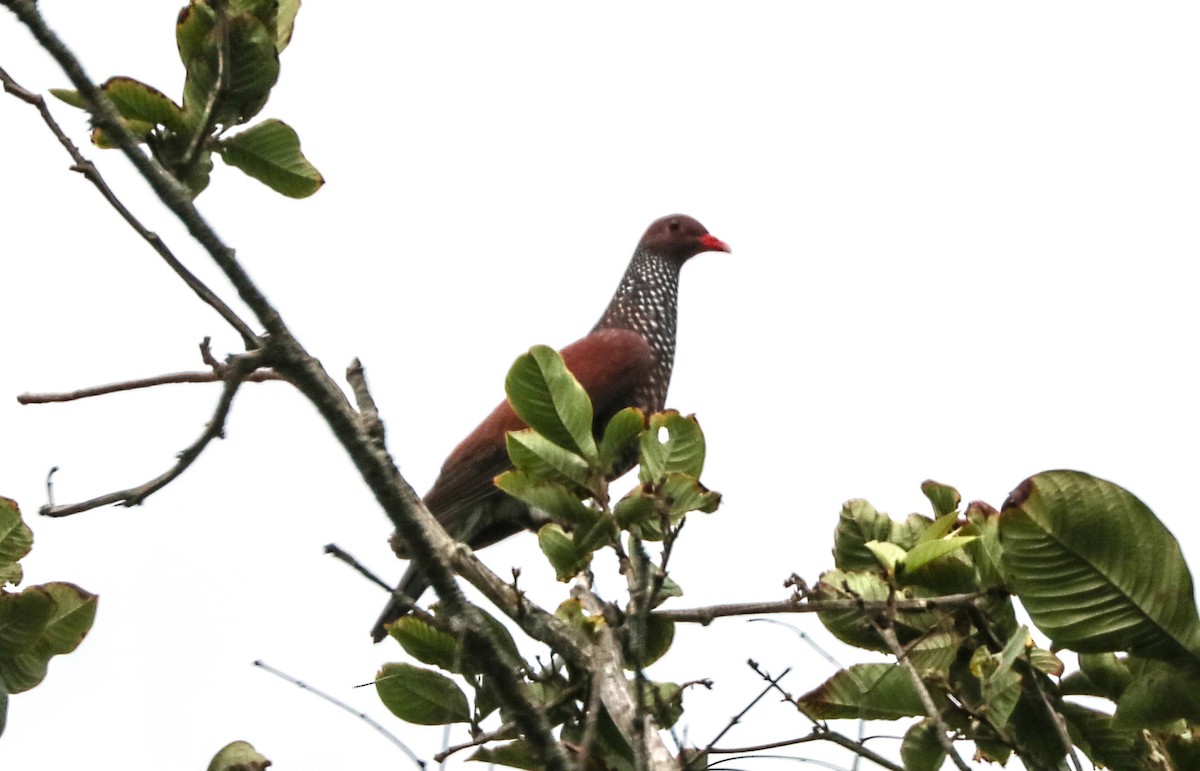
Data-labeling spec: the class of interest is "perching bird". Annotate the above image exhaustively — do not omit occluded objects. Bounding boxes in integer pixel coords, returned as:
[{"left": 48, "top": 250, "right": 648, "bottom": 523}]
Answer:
[{"left": 371, "top": 214, "right": 729, "bottom": 641}]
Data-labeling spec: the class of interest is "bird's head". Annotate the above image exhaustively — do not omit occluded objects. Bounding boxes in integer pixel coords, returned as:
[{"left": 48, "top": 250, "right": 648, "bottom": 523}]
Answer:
[{"left": 639, "top": 214, "right": 731, "bottom": 263}]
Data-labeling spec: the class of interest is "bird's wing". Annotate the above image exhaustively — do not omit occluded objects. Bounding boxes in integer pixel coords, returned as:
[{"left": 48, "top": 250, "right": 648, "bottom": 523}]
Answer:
[{"left": 420, "top": 328, "right": 654, "bottom": 541}]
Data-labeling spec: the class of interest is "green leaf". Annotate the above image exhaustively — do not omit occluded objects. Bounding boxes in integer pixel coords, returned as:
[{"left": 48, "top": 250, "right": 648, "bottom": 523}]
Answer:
[
  {"left": 906, "top": 632, "right": 961, "bottom": 676},
  {"left": 960, "top": 500, "right": 1005, "bottom": 587},
  {"left": 1000, "top": 470, "right": 1200, "bottom": 661},
  {"left": 812, "top": 570, "right": 948, "bottom": 650},
  {"left": 901, "top": 720, "right": 947, "bottom": 771},
  {"left": 865, "top": 540, "right": 906, "bottom": 572},
  {"left": 387, "top": 616, "right": 461, "bottom": 672},
  {"left": 640, "top": 681, "right": 683, "bottom": 728},
  {"left": 638, "top": 412, "right": 705, "bottom": 482},
  {"left": 218, "top": 119, "right": 323, "bottom": 198},
  {"left": 468, "top": 740, "right": 541, "bottom": 770},
  {"left": 797, "top": 663, "right": 930, "bottom": 720},
  {"left": 613, "top": 488, "right": 657, "bottom": 530},
  {"left": 659, "top": 472, "right": 721, "bottom": 518},
  {"left": 921, "top": 479, "right": 961, "bottom": 517},
  {"left": 275, "top": 0, "right": 301, "bottom": 52},
  {"left": 1114, "top": 657, "right": 1200, "bottom": 727},
  {"left": 891, "top": 513, "right": 933, "bottom": 550},
  {"left": 1060, "top": 702, "right": 1151, "bottom": 771},
  {"left": 181, "top": 148, "right": 214, "bottom": 197},
  {"left": 903, "top": 536, "right": 977, "bottom": 574},
  {"left": 624, "top": 615, "right": 674, "bottom": 668},
  {"left": 652, "top": 576, "right": 683, "bottom": 607},
  {"left": 375, "top": 662, "right": 470, "bottom": 725},
  {"left": 970, "top": 626, "right": 1030, "bottom": 728},
  {"left": 597, "top": 407, "right": 644, "bottom": 473},
  {"left": 49, "top": 89, "right": 85, "bottom": 109},
  {"left": 219, "top": 13, "right": 281, "bottom": 124},
  {"left": 504, "top": 431, "right": 592, "bottom": 489},
  {"left": 0, "top": 583, "right": 98, "bottom": 693},
  {"left": 505, "top": 346, "right": 598, "bottom": 462},
  {"left": 206, "top": 740, "right": 271, "bottom": 771},
  {"left": 31, "top": 582, "right": 97, "bottom": 657},
  {"left": 494, "top": 471, "right": 596, "bottom": 530},
  {"left": 537, "top": 524, "right": 591, "bottom": 581},
  {"left": 0, "top": 498, "right": 32, "bottom": 588},
  {"left": 101, "top": 77, "right": 185, "bottom": 131},
  {"left": 1075, "top": 652, "right": 1133, "bottom": 700},
  {"left": 833, "top": 499, "right": 892, "bottom": 571},
  {"left": 917, "top": 511, "right": 959, "bottom": 544}
]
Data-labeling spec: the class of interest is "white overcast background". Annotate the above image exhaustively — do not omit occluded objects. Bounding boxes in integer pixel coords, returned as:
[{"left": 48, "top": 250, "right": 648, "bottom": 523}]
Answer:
[{"left": 2, "top": 3, "right": 1198, "bottom": 769}]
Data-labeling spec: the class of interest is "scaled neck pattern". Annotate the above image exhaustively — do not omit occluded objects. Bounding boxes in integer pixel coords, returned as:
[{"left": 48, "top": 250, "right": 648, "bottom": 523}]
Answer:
[{"left": 592, "top": 249, "right": 683, "bottom": 414}]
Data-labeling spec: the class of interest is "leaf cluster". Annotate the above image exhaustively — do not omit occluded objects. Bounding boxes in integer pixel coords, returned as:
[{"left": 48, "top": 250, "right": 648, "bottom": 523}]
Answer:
[
  {"left": 798, "top": 472, "right": 1200, "bottom": 770},
  {"left": 374, "top": 346, "right": 721, "bottom": 768},
  {"left": 52, "top": 0, "right": 322, "bottom": 198},
  {"left": 0, "top": 497, "right": 98, "bottom": 738}
]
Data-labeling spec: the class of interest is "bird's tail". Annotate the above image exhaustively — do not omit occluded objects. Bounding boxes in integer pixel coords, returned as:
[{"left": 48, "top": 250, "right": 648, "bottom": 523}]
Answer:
[{"left": 370, "top": 562, "right": 430, "bottom": 642}]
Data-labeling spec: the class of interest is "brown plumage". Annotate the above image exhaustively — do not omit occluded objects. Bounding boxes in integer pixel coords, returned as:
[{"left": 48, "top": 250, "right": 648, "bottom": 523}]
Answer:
[{"left": 371, "top": 214, "right": 729, "bottom": 641}]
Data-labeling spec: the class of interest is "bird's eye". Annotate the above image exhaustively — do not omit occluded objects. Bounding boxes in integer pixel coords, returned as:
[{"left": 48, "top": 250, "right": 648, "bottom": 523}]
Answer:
[{"left": 668, "top": 219, "right": 681, "bottom": 232}]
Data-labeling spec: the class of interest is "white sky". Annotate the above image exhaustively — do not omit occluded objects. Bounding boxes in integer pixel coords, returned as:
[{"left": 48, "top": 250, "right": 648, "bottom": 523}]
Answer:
[{"left": 2, "top": 2, "right": 1199, "bottom": 769}]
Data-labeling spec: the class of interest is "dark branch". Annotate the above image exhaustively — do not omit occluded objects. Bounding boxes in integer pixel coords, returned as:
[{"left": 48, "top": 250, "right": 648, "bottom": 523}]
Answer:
[
  {"left": 18, "top": 368, "right": 283, "bottom": 404},
  {"left": 39, "top": 352, "right": 262, "bottom": 517},
  {"left": 2, "top": 5, "right": 574, "bottom": 764},
  {"left": 0, "top": 64, "right": 260, "bottom": 348},
  {"left": 656, "top": 590, "right": 992, "bottom": 624}
]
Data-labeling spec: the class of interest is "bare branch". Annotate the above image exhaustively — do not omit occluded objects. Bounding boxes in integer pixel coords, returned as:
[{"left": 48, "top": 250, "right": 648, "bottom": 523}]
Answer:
[
  {"left": 739, "top": 661, "right": 905, "bottom": 771},
  {"left": 253, "top": 660, "right": 426, "bottom": 769},
  {"left": 0, "top": 64, "right": 260, "bottom": 348},
  {"left": 872, "top": 619, "right": 971, "bottom": 771},
  {"left": 39, "top": 352, "right": 263, "bottom": 517},
  {"left": 323, "top": 543, "right": 394, "bottom": 593},
  {"left": 1025, "top": 653, "right": 1084, "bottom": 771},
  {"left": 17, "top": 368, "right": 283, "bottom": 404},
  {"left": 346, "top": 358, "right": 385, "bottom": 445},
  {"left": 657, "top": 590, "right": 992, "bottom": 624},
  {"left": 702, "top": 665, "right": 793, "bottom": 758}
]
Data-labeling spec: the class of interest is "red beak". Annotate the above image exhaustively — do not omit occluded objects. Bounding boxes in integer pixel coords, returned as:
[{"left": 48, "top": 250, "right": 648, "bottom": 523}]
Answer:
[{"left": 699, "top": 234, "right": 731, "bottom": 253}]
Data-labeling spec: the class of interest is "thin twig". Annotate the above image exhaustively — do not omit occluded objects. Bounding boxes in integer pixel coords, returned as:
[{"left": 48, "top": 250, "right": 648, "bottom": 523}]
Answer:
[
  {"left": 323, "top": 543, "right": 393, "bottom": 592},
  {"left": 434, "top": 722, "right": 519, "bottom": 763},
  {"left": 707, "top": 732, "right": 903, "bottom": 771},
  {"left": 346, "top": 358, "right": 385, "bottom": 445},
  {"left": 253, "top": 660, "right": 425, "bottom": 769},
  {"left": 697, "top": 665, "right": 792, "bottom": 766},
  {"left": 1025, "top": 655, "right": 1083, "bottom": 771},
  {"left": 657, "top": 590, "right": 992, "bottom": 624},
  {"left": 39, "top": 353, "right": 260, "bottom": 517},
  {"left": 17, "top": 368, "right": 283, "bottom": 404},
  {"left": 872, "top": 620, "right": 971, "bottom": 771},
  {"left": 742, "top": 661, "right": 905, "bottom": 771},
  {"left": 0, "top": 64, "right": 260, "bottom": 348}
]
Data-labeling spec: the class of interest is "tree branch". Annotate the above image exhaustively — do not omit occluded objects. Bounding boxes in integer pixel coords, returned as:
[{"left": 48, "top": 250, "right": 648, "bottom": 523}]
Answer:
[
  {"left": 656, "top": 590, "right": 991, "bottom": 624},
  {"left": 0, "top": 63, "right": 260, "bottom": 349},
  {"left": 741, "top": 660, "right": 905, "bottom": 771},
  {"left": 2, "top": 6, "right": 573, "bottom": 764},
  {"left": 872, "top": 619, "right": 971, "bottom": 771},
  {"left": 17, "top": 368, "right": 283, "bottom": 404},
  {"left": 38, "top": 351, "right": 262, "bottom": 517}
]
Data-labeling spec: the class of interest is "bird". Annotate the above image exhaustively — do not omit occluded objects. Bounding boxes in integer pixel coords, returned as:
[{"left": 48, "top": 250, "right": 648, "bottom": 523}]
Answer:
[{"left": 371, "top": 214, "right": 729, "bottom": 641}]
